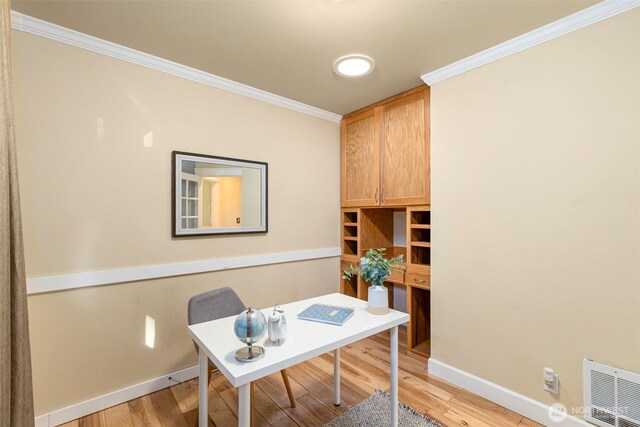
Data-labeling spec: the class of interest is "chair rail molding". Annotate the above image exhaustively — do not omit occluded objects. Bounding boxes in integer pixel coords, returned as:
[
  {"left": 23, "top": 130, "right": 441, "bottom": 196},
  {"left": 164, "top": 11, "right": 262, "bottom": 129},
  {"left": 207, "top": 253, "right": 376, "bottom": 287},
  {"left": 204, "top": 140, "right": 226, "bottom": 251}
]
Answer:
[
  {"left": 9, "top": 11, "right": 342, "bottom": 123},
  {"left": 26, "top": 247, "right": 341, "bottom": 294},
  {"left": 421, "top": 0, "right": 640, "bottom": 85}
]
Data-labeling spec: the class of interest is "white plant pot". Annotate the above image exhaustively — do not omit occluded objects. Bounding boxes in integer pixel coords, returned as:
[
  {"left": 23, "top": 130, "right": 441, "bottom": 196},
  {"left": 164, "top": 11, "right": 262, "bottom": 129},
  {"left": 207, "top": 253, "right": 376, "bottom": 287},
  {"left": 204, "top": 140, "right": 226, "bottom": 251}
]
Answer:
[{"left": 367, "top": 285, "right": 389, "bottom": 315}]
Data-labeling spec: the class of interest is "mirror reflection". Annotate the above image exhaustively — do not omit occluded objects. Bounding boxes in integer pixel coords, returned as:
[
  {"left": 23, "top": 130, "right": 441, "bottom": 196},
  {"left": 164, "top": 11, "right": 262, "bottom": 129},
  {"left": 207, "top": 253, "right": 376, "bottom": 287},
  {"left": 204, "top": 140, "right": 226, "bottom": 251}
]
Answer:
[{"left": 173, "top": 152, "right": 267, "bottom": 236}]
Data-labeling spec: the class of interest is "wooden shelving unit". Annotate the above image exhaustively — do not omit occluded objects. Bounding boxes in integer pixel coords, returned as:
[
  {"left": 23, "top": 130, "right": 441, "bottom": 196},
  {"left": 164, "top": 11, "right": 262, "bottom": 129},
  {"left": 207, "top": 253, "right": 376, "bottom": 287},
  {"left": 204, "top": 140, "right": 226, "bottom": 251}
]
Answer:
[
  {"left": 339, "top": 86, "right": 431, "bottom": 359},
  {"left": 339, "top": 205, "right": 431, "bottom": 358},
  {"left": 405, "top": 206, "right": 431, "bottom": 356}
]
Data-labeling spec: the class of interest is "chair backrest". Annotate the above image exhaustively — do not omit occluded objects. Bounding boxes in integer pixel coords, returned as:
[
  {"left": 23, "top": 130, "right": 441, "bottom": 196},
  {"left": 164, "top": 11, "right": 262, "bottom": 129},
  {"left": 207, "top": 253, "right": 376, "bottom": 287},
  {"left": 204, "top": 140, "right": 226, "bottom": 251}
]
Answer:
[{"left": 188, "top": 287, "right": 246, "bottom": 326}]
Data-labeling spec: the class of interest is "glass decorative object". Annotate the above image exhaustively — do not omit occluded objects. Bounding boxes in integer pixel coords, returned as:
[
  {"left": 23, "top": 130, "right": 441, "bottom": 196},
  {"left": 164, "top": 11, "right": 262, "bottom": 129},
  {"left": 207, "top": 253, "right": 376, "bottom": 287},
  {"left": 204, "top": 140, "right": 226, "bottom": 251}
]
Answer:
[{"left": 233, "top": 307, "right": 267, "bottom": 362}]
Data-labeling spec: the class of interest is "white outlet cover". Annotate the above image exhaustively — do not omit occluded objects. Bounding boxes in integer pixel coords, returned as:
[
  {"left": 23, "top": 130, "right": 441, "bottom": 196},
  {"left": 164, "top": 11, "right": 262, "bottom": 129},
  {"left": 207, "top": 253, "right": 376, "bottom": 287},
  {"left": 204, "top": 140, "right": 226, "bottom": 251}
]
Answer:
[{"left": 544, "top": 373, "right": 559, "bottom": 394}]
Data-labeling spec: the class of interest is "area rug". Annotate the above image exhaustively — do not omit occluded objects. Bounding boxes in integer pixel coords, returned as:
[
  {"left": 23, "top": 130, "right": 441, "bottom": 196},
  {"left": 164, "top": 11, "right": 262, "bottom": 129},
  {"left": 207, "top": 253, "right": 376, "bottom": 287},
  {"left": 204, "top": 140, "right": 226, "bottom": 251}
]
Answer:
[{"left": 322, "top": 390, "right": 441, "bottom": 427}]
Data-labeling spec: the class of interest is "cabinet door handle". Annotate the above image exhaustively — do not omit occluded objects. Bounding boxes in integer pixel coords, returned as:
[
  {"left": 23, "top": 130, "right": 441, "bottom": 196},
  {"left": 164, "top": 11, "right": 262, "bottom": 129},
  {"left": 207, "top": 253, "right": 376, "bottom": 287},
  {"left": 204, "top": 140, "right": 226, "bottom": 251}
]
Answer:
[
  {"left": 374, "top": 188, "right": 378, "bottom": 203},
  {"left": 413, "top": 278, "right": 426, "bottom": 284},
  {"left": 380, "top": 187, "right": 384, "bottom": 203}
]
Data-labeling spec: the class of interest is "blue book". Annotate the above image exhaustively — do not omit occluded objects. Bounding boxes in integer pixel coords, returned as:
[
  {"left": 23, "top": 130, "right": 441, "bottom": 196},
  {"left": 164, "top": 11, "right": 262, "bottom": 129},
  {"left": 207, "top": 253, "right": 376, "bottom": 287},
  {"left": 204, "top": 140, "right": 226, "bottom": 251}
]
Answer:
[{"left": 297, "top": 303, "right": 355, "bottom": 326}]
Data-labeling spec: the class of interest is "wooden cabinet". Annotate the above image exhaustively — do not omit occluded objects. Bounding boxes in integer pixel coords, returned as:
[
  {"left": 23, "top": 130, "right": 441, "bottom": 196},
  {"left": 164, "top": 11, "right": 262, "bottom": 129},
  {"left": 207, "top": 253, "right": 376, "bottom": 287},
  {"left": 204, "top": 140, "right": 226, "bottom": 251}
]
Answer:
[
  {"left": 381, "top": 90, "right": 430, "bottom": 206},
  {"left": 340, "top": 86, "right": 430, "bottom": 208},
  {"left": 339, "top": 86, "right": 431, "bottom": 358},
  {"left": 341, "top": 109, "right": 380, "bottom": 207}
]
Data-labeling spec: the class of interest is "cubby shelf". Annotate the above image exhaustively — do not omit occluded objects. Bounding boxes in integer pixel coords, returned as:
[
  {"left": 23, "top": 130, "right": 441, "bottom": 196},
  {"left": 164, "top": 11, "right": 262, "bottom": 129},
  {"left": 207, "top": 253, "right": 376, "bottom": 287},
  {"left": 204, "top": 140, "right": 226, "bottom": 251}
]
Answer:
[
  {"left": 407, "top": 285, "right": 430, "bottom": 358},
  {"left": 407, "top": 206, "right": 431, "bottom": 272},
  {"left": 341, "top": 209, "right": 360, "bottom": 260},
  {"left": 340, "top": 261, "right": 359, "bottom": 298}
]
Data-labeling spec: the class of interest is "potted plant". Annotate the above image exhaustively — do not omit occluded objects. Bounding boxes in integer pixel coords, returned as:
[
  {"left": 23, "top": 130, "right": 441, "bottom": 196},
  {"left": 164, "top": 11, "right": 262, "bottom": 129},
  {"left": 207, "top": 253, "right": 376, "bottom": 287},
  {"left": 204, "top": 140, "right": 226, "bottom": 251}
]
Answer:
[{"left": 343, "top": 248, "right": 404, "bottom": 315}]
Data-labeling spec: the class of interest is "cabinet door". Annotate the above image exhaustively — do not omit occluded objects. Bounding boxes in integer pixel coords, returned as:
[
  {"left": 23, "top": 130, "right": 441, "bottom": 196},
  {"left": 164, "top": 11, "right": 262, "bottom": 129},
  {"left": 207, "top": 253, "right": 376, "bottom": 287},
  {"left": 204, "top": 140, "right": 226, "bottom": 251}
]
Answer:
[
  {"left": 341, "top": 108, "right": 381, "bottom": 207},
  {"left": 380, "top": 89, "right": 430, "bottom": 206}
]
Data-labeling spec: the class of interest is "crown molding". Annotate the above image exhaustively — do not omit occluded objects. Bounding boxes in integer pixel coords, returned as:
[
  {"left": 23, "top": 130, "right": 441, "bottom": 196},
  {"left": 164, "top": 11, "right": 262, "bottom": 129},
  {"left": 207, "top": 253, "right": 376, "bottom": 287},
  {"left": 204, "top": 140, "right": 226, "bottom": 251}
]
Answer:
[
  {"left": 10, "top": 11, "right": 342, "bottom": 123},
  {"left": 422, "top": 0, "right": 640, "bottom": 85}
]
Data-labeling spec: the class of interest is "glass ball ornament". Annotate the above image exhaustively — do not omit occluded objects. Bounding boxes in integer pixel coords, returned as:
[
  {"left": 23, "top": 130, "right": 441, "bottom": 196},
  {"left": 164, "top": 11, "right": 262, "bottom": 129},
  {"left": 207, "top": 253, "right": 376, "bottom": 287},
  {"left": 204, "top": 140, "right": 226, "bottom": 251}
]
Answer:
[{"left": 233, "top": 307, "right": 267, "bottom": 362}]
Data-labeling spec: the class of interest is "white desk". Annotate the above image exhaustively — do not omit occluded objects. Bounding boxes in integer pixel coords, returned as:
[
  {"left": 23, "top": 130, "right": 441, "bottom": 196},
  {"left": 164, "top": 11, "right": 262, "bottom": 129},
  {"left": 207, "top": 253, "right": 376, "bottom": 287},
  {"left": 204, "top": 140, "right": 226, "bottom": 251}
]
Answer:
[{"left": 187, "top": 292, "right": 409, "bottom": 427}]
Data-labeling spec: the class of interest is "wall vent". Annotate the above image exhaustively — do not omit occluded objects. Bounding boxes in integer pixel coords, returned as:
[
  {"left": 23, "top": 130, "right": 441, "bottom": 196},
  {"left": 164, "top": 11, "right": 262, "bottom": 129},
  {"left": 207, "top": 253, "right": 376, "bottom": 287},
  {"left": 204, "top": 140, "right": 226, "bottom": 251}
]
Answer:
[{"left": 584, "top": 359, "right": 640, "bottom": 427}]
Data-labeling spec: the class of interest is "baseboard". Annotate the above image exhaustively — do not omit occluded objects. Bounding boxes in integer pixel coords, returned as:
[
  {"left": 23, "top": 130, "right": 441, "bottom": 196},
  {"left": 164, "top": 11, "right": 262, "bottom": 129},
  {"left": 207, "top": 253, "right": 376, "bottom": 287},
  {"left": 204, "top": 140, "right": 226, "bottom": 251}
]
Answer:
[
  {"left": 34, "top": 414, "right": 49, "bottom": 427},
  {"left": 428, "top": 359, "right": 591, "bottom": 426},
  {"left": 36, "top": 365, "right": 198, "bottom": 427},
  {"left": 35, "top": 358, "right": 592, "bottom": 426}
]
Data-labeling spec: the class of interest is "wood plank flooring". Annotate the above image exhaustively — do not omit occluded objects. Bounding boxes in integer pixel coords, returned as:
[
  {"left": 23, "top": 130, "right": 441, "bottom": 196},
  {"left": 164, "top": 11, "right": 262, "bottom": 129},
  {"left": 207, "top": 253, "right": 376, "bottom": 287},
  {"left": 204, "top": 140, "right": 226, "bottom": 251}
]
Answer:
[{"left": 59, "top": 330, "right": 542, "bottom": 427}]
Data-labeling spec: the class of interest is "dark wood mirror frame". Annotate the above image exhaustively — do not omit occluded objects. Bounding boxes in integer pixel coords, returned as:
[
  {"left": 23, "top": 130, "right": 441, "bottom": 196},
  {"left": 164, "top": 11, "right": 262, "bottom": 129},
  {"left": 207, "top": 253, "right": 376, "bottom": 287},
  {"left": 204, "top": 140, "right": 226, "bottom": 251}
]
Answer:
[{"left": 172, "top": 151, "right": 268, "bottom": 237}]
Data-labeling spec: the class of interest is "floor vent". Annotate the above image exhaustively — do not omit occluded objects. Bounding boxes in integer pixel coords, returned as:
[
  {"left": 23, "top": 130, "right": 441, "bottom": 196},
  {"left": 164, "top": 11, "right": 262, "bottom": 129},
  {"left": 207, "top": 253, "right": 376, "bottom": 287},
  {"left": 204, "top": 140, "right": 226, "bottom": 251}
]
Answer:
[{"left": 584, "top": 359, "right": 640, "bottom": 427}]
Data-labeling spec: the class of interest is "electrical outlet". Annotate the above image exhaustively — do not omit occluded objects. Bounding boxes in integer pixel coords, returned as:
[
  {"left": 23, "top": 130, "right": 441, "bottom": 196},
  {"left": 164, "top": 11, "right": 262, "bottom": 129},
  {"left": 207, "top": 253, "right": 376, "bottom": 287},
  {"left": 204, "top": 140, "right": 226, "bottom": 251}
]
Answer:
[{"left": 543, "top": 367, "right": 559, "bottom": 394}]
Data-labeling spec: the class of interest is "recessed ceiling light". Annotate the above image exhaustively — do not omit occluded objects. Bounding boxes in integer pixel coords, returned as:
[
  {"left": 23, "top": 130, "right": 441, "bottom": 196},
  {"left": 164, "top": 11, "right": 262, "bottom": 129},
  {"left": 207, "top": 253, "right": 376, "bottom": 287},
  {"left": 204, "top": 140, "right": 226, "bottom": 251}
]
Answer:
[{"left": 333, "top": 54, "right": 375, "bottom": 78}]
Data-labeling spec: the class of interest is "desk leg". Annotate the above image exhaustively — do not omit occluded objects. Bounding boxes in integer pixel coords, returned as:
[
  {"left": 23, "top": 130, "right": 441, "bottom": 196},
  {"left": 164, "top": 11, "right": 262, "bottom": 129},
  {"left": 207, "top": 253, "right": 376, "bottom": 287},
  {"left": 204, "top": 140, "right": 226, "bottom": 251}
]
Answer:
[
  {"left": 391, "top": 326, "right": 398, "bottom": 427},
  {"left": 238, "top": 383, "right": 251, "bottom": 427},
  {"left": 198, "top": 348, "right": 208, "bottom": 427},
  {"left": 334, "top": 348, "right": 341, "bottom": 406}
]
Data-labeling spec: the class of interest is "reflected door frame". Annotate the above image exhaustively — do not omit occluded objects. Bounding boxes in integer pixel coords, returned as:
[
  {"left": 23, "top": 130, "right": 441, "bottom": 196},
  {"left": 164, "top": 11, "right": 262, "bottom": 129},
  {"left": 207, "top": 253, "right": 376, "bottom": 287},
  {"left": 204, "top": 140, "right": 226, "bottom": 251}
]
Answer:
[{"left": 180, "top": 172, "right": 201, "bottom": 230}]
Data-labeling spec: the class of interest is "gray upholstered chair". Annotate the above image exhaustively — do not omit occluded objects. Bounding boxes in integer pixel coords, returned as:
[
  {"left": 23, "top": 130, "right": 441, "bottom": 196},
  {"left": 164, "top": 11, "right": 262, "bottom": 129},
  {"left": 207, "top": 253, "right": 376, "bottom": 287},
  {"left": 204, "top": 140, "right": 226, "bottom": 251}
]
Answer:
[{"left": 188, "top": 287, "right": 295, "bottom": 425}]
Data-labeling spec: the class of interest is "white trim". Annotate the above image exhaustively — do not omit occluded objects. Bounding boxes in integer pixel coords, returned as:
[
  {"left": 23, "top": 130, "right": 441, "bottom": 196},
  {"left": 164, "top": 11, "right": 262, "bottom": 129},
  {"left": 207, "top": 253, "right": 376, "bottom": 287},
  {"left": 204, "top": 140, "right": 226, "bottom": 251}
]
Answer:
[
  {"left": 26, "top": 247, "right": 341, "bottom": 295},
  {"left": 34, "top": 414, "right": 49, "bottom": 427},
  {"left": 421, "top": 0, "right": 640, "bottom": 85},
  {"left": 428, "top": 359, "right": 591, "bottom": 427},
  {"left": 9, "top": 11, "right": 342, "bottom": 124},
  {"left": 36, "top": 365, "right": 199, "bottom": 427}
]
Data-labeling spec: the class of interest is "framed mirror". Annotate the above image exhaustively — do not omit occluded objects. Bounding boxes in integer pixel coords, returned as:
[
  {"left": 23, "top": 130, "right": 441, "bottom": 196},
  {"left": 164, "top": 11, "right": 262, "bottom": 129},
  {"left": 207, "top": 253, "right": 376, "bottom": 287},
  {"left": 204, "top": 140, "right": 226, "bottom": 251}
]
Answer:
[{"left": 172, "top": 151, "right": 268, "bottom": 237}]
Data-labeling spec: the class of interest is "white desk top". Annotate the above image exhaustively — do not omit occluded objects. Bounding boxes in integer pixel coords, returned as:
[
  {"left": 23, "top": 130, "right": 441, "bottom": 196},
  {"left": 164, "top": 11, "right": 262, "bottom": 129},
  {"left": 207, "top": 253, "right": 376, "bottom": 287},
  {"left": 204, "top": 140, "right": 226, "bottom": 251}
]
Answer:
[{"left": 188, "top": 292, "right": 409, "bottom": 387}]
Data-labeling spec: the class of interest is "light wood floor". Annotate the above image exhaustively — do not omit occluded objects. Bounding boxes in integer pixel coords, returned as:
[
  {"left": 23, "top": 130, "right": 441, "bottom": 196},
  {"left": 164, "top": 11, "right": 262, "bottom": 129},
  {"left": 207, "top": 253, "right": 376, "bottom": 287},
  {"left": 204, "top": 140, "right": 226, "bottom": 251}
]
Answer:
[{"left": 60, "top": 330, "right": 542, "bottom": 427}]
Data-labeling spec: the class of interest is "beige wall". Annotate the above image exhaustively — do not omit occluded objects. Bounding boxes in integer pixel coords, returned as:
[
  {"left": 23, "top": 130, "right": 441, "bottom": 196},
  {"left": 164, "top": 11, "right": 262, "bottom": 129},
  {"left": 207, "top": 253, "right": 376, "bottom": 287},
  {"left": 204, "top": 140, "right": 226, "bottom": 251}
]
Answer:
[
  {"left": 431, "top": 9, "right": 640, "bottom": 414},
  {"left": 12, "top": 31, "right": 340, "bottom": 414}
]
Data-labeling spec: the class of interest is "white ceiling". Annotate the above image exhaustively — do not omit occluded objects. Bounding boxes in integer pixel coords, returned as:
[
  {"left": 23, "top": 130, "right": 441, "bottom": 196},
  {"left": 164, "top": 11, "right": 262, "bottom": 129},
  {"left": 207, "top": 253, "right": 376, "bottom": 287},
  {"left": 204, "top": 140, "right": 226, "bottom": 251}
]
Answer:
[{"left": 11, "top": 0, "right": 598, "bottom": 115}]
